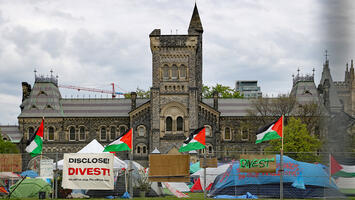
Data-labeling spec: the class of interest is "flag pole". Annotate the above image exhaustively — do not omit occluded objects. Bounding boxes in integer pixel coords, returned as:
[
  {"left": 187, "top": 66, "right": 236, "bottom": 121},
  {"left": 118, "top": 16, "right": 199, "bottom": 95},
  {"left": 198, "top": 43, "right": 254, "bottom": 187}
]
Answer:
[
  {"left": 329, "top": 153, "right": 331, "bottom": 184},
  {"left": 203, "top": 143, "right": 207, "bottom": 199},
  {"left": 129, "top": 128, "right": 133, "bottom": 199},
  {"left": 280, "top": 115, "right": 284, "bottom": 200}
]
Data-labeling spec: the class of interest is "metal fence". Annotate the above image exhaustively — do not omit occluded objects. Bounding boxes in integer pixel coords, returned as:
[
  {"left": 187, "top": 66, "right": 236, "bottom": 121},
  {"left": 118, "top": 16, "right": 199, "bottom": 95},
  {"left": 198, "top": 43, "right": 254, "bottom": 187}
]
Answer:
[{"left": 1, "top": 151, "right": 354, "bottom": 199}]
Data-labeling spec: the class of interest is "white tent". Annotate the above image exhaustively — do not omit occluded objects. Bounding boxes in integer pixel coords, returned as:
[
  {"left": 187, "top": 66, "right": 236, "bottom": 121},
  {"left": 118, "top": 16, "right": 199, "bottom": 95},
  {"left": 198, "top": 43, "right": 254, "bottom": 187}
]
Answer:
[
  {"left": 54, "top": 139, "right": 127, "bottom": 170},
  {"left": 192, "top": 163, "right": 230, "bottom": 190}
]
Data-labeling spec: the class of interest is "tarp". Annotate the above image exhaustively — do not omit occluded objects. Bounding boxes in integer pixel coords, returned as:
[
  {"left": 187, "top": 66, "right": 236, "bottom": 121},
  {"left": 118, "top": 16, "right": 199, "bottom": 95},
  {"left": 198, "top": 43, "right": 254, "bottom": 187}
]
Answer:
[
  {"left": 209, "top": 155, "right": 344, "bottom": 198},
  {"left": 0, "top": 172, "right": 21, "bottom": 179},
  {"left": 162, "top": 182, "right": 190, "bottom": 192},
  {"left": 54, "top": 139, "right": 127, "bottom": 170},
  {"left": 9, "top": 178, "right": 51, "bottom": 199},
  {"left": 192, "top": 163, "right": 230, "bottom": 190},
  {"left": 123, "top": 160, "right": 144, "bottom": 187},
  {"left": 20, "top": 170, "right": 38, "bottom": 178}
]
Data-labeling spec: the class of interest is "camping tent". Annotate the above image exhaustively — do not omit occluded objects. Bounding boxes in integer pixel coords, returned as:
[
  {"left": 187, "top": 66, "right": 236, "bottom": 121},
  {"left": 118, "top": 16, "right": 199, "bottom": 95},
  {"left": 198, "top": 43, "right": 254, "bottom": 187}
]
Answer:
[
  {"left": 9, "top": 178, "right": 51, "bottom": 199},
  {"left": 190, "top": 162, "right": 200, "bottom": 174},
  {"left": 54, "top": 139, "right": 127, "bottom": 170},
  {"left": 192, "top": 163, "right": 230, "bottom": 190},
  {"left": 209, "top": 155, "right": 344, "bottom": 198},
  {"left": 123, "top": 160, "right": 144, "bottom": 187}
]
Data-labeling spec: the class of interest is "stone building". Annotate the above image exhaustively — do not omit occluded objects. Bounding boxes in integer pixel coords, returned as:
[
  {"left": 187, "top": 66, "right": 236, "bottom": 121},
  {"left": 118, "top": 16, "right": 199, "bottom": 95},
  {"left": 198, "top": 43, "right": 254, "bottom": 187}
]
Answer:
[{"left": 10, "top": 4, "right": 354, "bottom": 167}]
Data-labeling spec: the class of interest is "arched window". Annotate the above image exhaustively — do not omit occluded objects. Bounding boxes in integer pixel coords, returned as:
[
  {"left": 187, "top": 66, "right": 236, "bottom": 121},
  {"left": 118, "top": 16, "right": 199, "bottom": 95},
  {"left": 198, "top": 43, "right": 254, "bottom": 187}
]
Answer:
[
  {"left": 119, "top": 126, "right": 127, "bottom": 135},
  {"left": 241, "top": 128, "right": 249, "bottom": 141},
  {"left": 100, "top": 127, "right": 107, "bottom": 141},
  {"left": 48, "top": 127, "right": 54, "bottom": 141},
  {"left": 180, "top": 64, "right": 186, "bottom": 78},
  {"left": 224, "top": 127, "right": 231, "bottom": 140},
  {"left": 166, "top": 117, "right": 172, "bottom": 132},
  {"left": 172, "top": 64, "right": 178, "bottom": 79},
  {"left": 177, "top": 117, "right": 183, "bottom": 131},
  {"left": 28, "top": 127, "right": 34, "bottom": 140},
  {"left": 69, "top": 127, "right": 76, "bottom": 141},
  {"left": 205, "top": 125, "right": 212, "bottom": 137},
  {"left": 208, "top": 145, "right": 213, "bottom": 154},
  {"left": 136, "top": 143, "right": 148, "bottom": 156},
  {"left": 110, "top": 127, "right": 116, "bottom": 140},
  {"left": 163, "top": 64, "right": 169, "bottom": 80},
  {"left": 79, "top": 127, "right": 86, "bottom": 141},
  {"left": 137, "top": 125, "right": 146, "bottom": 137}
]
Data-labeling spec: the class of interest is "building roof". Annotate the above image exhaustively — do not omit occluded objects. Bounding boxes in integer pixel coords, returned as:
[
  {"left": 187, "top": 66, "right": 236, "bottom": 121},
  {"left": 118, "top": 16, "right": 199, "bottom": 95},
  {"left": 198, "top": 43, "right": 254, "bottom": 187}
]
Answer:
[
  {"left": 19, "top": 80, "right": 149, "bottom": 118},
  {"left": 188, "top": 3, "right": 203, "bottom": 34},
  {"left": 202, "top": 98, "right": 253, "bottom": 117},
  {"left": 0, "top": 125, "right": 22, "bottom": 143}
]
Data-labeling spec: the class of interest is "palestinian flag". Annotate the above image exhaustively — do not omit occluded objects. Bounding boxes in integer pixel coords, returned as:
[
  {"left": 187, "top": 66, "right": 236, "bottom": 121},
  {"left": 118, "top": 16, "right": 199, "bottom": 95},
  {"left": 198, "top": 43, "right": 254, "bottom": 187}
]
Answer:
[
  {"left": 255, "top": 116, "right": 283, "bottom": 144},
  {"left": 179, "top": 127, "right": 205, "bottom": 152},
  {"left": 25, "top": 119, "right": 44, "bottom": 157},
  {"left": 331, "top": 155, "right": 355, "bottom": 177},
  {"left": 103, "top": 128, "right": 132, "bottom": 152}
]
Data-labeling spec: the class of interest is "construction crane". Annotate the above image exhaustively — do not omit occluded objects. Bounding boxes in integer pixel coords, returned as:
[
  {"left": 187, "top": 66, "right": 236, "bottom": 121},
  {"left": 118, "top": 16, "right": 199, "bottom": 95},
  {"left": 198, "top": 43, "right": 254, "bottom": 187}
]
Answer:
[{"left": 59, "top": 83, "right": 125, "bottom": 98}]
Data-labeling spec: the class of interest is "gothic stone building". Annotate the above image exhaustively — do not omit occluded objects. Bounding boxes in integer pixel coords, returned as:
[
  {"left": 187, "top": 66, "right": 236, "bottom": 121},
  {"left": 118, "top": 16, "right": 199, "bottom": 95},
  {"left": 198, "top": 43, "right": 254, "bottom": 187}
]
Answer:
[{"left": 11, "top": 5, "right": 354, "bottom": 166}]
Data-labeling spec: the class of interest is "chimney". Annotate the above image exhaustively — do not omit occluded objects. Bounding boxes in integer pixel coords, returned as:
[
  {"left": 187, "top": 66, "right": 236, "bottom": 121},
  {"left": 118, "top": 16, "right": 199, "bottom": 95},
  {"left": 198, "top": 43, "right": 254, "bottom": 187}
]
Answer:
[
  {"left": 21, "top": 82, "right": 31, "bottom": 102},
  {"left": 213, "top": 91, "right": 218, "bottom": 110},
  {"left": 131, "top": 92, "right": 137, "bottom": 110}
]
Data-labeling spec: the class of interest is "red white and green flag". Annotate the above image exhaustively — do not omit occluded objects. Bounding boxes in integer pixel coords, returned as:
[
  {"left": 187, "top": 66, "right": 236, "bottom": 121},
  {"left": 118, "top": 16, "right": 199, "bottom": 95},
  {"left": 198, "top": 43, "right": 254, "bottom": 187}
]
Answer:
[
  {"left": 331, "top": 155, "right": 355, "bottom": 178},
  {"left": 179, "top": 127, "right": 206, "bottom": 152},
  {"left": 25, "top": 119, "right": 44, "bottom": 157},
  {"left": 103, "top": 128, "right": 133, "bottom": 152},
  {"left": 255, "top": 116, "right": 283, "bottom": 144}
]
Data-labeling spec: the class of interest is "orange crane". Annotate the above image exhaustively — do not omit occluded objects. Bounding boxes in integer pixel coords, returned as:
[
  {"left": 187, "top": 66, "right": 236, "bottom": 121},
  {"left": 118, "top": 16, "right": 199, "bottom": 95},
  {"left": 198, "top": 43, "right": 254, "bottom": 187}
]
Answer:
[{"left": 59, "top": 83, "right": 125, "bottom": 98}]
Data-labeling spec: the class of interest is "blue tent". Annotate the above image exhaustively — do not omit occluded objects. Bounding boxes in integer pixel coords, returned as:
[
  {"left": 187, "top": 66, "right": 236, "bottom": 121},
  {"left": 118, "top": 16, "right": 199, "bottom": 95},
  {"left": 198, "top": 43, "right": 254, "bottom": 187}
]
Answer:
[{"left": 209, "top": 155, "right": 344, "bottom": 198}]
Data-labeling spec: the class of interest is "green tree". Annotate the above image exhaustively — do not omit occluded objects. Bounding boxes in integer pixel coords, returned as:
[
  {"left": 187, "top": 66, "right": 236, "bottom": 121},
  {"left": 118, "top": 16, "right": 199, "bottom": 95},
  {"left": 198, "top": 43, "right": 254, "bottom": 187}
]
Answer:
[
  {"left": 202, "top": 84, "right": 243, "bottom": 98},
  {"left": 124, "top": 88, "right": 150, "bottom": 99},
  {"left": 0, "top": 129, "right": 19, "bottom": 153},
  {"left": 265, "top": 117, "right": 321, "bottom": 162}
]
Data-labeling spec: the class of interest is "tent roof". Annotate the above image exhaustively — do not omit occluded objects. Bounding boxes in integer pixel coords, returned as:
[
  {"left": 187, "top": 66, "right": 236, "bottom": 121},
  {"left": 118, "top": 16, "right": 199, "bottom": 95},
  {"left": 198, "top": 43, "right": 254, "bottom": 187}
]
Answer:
[{"left": 54, "top": 139, "right": 127, "bottom": 170}]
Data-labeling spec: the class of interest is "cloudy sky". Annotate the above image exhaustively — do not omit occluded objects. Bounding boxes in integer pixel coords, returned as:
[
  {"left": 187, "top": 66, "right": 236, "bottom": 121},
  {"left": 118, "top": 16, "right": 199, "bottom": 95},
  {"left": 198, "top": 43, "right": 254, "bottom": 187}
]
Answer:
[{"left": 0, "top": 0, "right": 354, "bottom": 124}]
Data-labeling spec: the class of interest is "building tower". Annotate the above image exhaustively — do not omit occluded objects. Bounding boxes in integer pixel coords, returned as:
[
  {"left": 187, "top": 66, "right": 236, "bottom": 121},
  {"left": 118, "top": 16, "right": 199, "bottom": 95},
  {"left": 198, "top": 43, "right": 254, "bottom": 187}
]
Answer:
[{"left": 149, "top": 4, "right": 204, "bottom": 153}]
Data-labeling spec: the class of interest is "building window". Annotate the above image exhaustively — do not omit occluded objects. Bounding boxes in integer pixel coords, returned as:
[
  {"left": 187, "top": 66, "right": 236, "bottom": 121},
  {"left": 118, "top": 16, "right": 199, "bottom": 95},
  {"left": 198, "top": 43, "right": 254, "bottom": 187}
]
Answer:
[
  {"left": 110, "top": 126, "right": 116, "bottom": 140},
  {"left": 172, "top": 64, "right": 178, "bottom": 79},
  {"left": 28, "top": 127, "right": 34, "bottom": 140},
  {"left": 119, "top": 125, "right": 127, "bottom": 135},
  {"left": 79, "top": 126, "right": 86, "bottom": 141},
  {"left": 48, "top": 127, "right": 54, "bottom": 141},
  {"left": 177, "top": 117, "right": 183, "bottom": 131},
  {"left": 180, "top": 64, "right": 186, "bottom": 78},
  {"left": 100, "top": 127, "right": 107, "bottom": 141},
  {"left": 137, "top": 125, "right": 146, "bottom": 137},
  {"left": 205, "top": 125, "right": 212, "bottom": 137},
  {"left": 206, "top": 144, "right": 213, "bottom": 154},
  {"left": 166, "top": 117, "right": 172, "bottom": 132},
  {"left": 241, "top": 128, "right": 249, "bottom": 141},
  {"left": 224, "top": 127, "right": 231, "bottom": 140},
  {"left": 163, "top": 64, "right": 169, "bottom": 80},
  {"left": 136, "top": 143, "right": 148, "bottom": 156},
  {"left": 69, "top": 127, "right": 76, "bottom": 141}
]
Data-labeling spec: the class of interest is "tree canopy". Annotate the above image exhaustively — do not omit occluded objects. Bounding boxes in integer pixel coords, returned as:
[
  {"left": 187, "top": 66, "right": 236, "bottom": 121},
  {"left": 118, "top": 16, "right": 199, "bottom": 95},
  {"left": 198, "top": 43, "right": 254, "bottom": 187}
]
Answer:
[
  {"left": 202, "top": 84, "right": 243, "bottom": 98},
  {"left": 0, "top": 129, "right": 19, "bottom": 153},
  {"left": 265, "top": 117, "right": 321, "bottom": 162},
  {"left": 124, "top": 88, "right": 150, "bottom": 99}
]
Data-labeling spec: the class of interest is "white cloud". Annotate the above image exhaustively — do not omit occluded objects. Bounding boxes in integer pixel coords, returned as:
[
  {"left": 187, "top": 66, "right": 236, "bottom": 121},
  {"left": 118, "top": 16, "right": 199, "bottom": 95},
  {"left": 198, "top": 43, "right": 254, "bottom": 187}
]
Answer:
[{"left": 0, "top": 0, "right": 354, "bottom": 124}]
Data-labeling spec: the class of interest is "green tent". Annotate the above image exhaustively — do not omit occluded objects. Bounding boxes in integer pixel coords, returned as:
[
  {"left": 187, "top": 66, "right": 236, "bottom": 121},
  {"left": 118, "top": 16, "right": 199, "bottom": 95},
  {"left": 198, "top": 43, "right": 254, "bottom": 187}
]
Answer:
[
  {"left": 190, "top": 161, "right": 200, "bottom": 174},
  {"left": 10, "top": 178, "right": 51, "bottom": 199}
]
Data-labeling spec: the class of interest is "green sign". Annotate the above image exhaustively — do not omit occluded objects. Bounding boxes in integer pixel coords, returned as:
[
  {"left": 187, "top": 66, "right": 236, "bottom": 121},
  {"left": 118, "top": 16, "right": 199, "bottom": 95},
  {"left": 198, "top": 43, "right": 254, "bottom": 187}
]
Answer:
[{"left": 239, "top": 154, "right": 276, "bottom": 173}]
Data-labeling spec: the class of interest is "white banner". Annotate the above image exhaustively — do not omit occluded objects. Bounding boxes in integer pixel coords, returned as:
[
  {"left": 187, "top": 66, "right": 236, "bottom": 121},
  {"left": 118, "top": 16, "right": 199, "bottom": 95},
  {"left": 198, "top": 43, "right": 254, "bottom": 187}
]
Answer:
[
  {"left": 40, "top": 159, "right": 53, "bottom": 178},
  {"left": 62, "top": 153, "right": 114, "bottom": 190}
]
